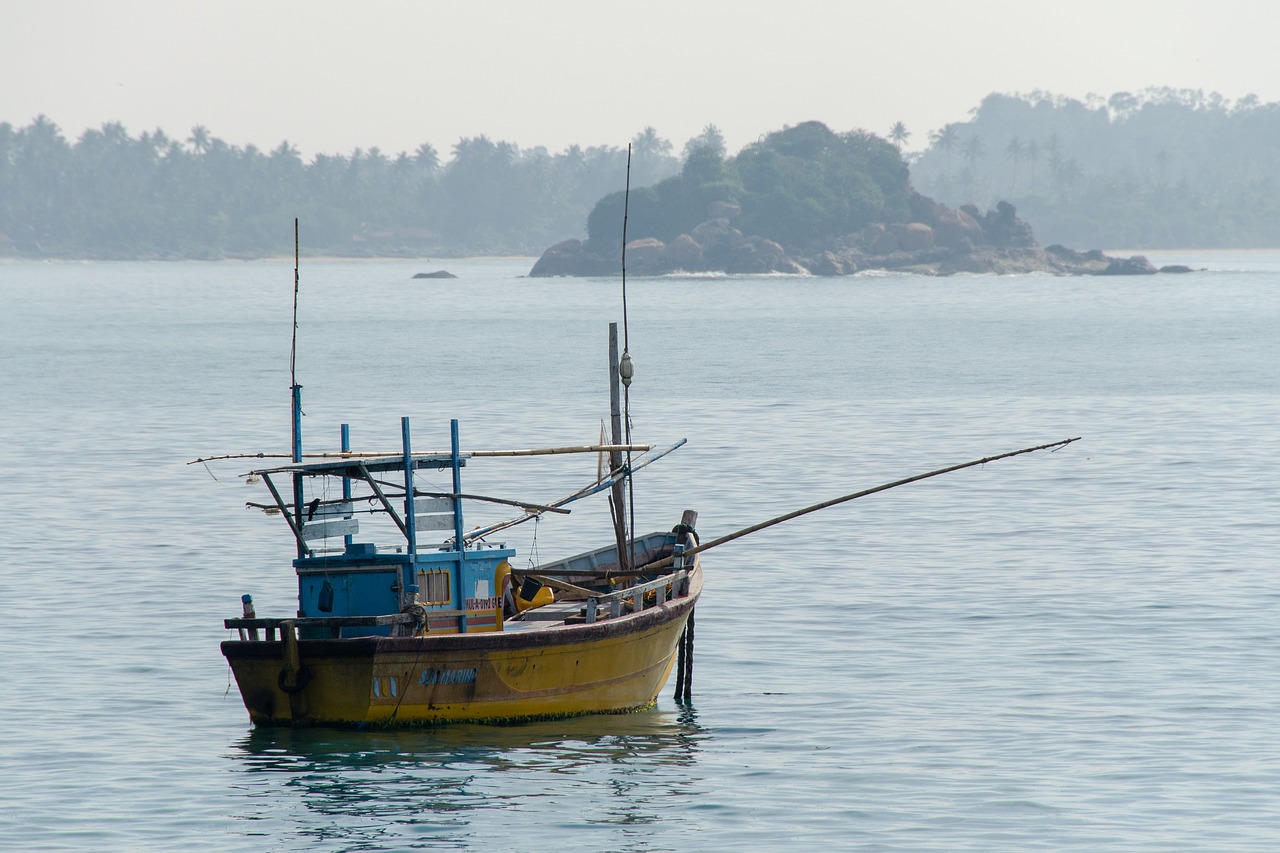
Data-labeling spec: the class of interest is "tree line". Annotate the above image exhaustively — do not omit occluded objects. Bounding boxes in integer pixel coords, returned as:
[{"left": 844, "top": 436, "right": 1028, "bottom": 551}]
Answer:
[
  {"left": 8, "top": 89, "right": 1280, "bottom": 260},
  {"left": 0, "top": 118, "right": 724, "bottom": 258},
  {"left": 907, "top": 88, "right": 1280, "bottom": 248}
]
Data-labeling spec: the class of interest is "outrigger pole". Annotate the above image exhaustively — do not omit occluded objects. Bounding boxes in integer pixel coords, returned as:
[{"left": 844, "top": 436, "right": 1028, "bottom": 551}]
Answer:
[{"left": 638, "top": 437, "right": 1082, "bottom": 572}]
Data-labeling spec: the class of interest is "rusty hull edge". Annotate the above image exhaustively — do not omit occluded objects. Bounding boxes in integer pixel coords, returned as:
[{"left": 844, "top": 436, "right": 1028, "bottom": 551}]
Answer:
[{"left": 221, "top": 577, "right": 700, "bottom": 661}]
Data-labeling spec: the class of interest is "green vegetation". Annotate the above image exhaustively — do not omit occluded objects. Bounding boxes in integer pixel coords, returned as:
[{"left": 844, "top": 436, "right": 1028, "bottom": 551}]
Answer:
[
  {"left": 0, "top": 116, "right": 909, "bottom": 260},
  {"left": 910, "top": 89, "right": 1280, "bottom": 248},
  {"left": 11, "top": 89, "right": 1278, "bottom": 259},
  {"left": 585, "top": 121, "right": 911, "bottom": 255},
  {"left": 0, "top": 119, "right": 683, "bottom": 258}
]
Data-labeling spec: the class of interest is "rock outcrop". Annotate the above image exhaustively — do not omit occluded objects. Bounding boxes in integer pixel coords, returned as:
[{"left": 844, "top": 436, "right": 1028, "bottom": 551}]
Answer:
[
  {"left": 529, "top": 192, "right": 1179, "bottom": 278},
  {"left": 528, "top": 239, "right": 617, "bottom": 277}
]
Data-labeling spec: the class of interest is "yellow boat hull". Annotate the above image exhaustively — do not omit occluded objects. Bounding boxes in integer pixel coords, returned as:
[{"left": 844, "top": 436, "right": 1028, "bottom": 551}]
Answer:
[{"left": 222, "top": 571, "right": 699, "bottom": 727}]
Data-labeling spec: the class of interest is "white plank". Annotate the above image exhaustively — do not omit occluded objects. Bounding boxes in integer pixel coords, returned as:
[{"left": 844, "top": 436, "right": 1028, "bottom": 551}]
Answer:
[
  {"left": 302, "top": 501, "right": 354, "bottom": 521},
  {"left": 414, "top": 497, "right": 453, "bottom": 515},
  {"left": 301, "top": 517, "right": 359, "bottom": 541},
  {"left": 416, "top": 513, "right": 456, "bottom": 531}
]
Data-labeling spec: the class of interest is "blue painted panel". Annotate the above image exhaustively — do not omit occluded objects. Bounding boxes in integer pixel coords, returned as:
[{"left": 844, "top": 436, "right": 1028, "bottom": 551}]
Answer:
[
  {"left": 459, "top": 550, "right": 513, "bottom": 612},
  {"left": 293, "top": 546, "right": 514, "bottom": 638},
  {"left": 295, "top": 551, "right": 411, "bottom": 638}
]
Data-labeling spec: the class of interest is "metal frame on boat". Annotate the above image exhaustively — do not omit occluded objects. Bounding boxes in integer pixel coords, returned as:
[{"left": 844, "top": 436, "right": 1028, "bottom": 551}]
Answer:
[{"left": 219, "top": 416, "right": 701, "bottom": 726}]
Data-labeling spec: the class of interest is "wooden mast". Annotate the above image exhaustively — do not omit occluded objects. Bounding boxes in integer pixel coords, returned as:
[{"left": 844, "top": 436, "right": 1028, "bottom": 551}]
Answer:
[
  {"left": 608, "top": 322, "right": 630, "bottom": 572},
  {"left": 290, "top": 218, "right": 305, "bottom": 558}
]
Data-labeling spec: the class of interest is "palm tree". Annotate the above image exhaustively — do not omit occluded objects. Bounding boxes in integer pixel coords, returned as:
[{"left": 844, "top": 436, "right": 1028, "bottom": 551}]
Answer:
[
  {"left": 889, "top": 121, "right": 911, "bottom": 150},
  {"left": 630, "top": 126, "right": 675, "bottom": 187},
  {"left": 413, "top": 142, "right": 439, "bottom": 173},
  {"left": 683, "top": 124, "right": 725, "bottom": 160},
  {"left": 1024, "top": 139, "right": 1040, "bottom": 192},
  {"left": 187, "top": 125, "right": 211, "bottom": 155},
  {"left": 929, "top": 124, "right": 960, "bottom": 177},
  {"left": 1003, "top": 136, "right": 1025, "bottom": 194},
  {"left": 631, "top": 126, "right": 672, "bottom": 160},
  {"left": 959, "top": 135, "right": 986, "bottom": 201},
  {"left": 961, "top": 134, "right": 985, "bottom": 170}
]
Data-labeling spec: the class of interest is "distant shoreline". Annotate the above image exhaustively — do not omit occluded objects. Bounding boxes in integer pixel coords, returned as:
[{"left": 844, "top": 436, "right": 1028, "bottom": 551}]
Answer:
[
  {"left": 0, "top": 254, "right": 541, "bottom": 264},
  {"left": 4, "top": 249, "right": 1280, "bottom": 268}
]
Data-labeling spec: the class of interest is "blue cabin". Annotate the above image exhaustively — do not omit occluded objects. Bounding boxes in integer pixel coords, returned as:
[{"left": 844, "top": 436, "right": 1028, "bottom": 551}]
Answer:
[{"left": 250, "top": 417, "right": 515, "bottom": 639}]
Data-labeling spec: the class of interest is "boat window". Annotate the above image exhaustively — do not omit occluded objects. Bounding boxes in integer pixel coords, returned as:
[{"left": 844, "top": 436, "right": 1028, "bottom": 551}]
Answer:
[{"left": 417, "top": 569, "right": 451, "bottom": 605}]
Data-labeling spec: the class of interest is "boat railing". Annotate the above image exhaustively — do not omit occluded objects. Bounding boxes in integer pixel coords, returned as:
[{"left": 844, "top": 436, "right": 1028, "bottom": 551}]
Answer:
[
  {"left": 586, "top": 567, "right": 692, "bottom": 624},
  {"left": 516, "top": 568, "right": 692, "bottom": 624},
  {"left": 224, "top": 611, "right": 467, "bottom": 640}
]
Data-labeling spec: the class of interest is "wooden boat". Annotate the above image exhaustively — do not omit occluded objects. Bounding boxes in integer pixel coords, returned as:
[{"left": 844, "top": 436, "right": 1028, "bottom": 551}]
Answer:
[
  {"left": 220, "top": 439, "right": 701, "bottom": 727},
  {"left": 218, "top": 313, "right": 700, "bottom": 727}
]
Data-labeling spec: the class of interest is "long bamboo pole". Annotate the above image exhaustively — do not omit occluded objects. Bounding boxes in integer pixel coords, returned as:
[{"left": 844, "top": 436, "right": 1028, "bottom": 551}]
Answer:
[
  {"left": 636, "top": 437, "right": 1081, "bottom": 572},
  {"left": 462, "top": 438, "right": 687, "bottom": 543},
  {"left": 189, "top": 444, "right": 653, "bottom": 465}
]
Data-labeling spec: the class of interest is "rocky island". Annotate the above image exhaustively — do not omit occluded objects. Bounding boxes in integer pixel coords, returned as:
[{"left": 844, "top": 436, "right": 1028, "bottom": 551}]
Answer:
[{"left": 529, "top": 121, "right": 1186, "bottom": 279}]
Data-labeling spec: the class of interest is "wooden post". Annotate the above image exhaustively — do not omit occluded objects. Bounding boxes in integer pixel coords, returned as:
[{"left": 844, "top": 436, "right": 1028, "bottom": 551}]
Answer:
[
  {"left": 341, "top": 424, "right": 353, "bottom": 548},
  {"left": 608, "top": 323, "right": 630, "bottom": 572},
  {"left": 450, "top": 419, "right": 468, "bottom": 634}
]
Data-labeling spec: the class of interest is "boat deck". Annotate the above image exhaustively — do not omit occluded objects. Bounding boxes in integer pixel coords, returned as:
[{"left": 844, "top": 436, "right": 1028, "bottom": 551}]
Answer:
[{"left": 225, "top": 567, "right": 694, "bottom": 640}]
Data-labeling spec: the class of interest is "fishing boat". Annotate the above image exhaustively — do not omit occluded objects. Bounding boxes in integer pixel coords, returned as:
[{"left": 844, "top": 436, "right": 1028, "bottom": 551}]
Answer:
[{"left": 215, "top": 305, "right": 702, "bottom": 727}]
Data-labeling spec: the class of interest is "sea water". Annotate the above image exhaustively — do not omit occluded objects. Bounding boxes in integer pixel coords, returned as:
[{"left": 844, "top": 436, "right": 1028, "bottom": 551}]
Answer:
[{"left": 0, "top": 253, "right": 1277, "bottom": 851}]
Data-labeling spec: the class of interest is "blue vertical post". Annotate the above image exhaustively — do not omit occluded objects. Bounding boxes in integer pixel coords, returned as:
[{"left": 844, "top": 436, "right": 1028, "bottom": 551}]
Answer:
[
  {"left": 401, "top": 417, "right": 418, "bottom": 609},
  {"left": 450, "top": 419, "right": 468, "bottom": 633},
  {"left": 291, "top": 383, "right": 305, "bottom": 558},
  {"left": 340, "top": 423, "right": 353, "bottom": 548}
]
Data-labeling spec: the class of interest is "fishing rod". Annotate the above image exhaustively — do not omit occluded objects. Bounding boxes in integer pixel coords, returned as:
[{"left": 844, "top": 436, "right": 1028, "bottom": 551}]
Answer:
[{"left": 637, "top": 437, "right": 1081, "bottom": 572}]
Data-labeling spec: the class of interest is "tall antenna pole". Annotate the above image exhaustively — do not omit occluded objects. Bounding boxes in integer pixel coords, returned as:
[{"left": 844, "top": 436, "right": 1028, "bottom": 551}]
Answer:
[
  {"left": 611, "top": 145, "right": 637, "bottom": 572},
  {"left": 620, "top": 144, "right": 631, "bottom": 356},
  {"left": 620, "top": 145, "right": 637, "bottom": 571}
]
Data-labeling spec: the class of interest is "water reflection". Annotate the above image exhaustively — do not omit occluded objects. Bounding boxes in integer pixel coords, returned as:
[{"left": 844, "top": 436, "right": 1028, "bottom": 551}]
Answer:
[{"left": 226, "top": 708, "right": 707, "bottom": 850}]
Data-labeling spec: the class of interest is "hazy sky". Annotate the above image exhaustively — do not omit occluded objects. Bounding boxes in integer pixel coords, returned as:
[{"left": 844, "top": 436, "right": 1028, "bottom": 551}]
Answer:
[{"left": 3, "top": 0, "right": 1275, "bottom": 160}]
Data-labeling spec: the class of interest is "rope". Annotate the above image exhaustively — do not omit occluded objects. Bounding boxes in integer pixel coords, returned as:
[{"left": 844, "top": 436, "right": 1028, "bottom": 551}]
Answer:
[
  {"left": 386, "top": 602, "right": 430, "bottom": 725},
  {"left": 675, "top": 609, "right": 695, "bottom": 704}
]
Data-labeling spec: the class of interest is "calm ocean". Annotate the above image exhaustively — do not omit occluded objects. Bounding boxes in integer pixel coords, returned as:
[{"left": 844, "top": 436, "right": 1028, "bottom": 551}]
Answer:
[{"left": 1, "top": 253, "right": 1278, "bottom": 851}]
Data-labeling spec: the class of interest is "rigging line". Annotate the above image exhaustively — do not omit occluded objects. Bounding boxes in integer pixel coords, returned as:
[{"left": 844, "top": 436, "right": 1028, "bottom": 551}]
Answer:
[
  {"left": 528, "top": 514, "right": 541, "bottom": 567},
  {"left": 386, "top": 633, "right": 428, "bottom": 726}
]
